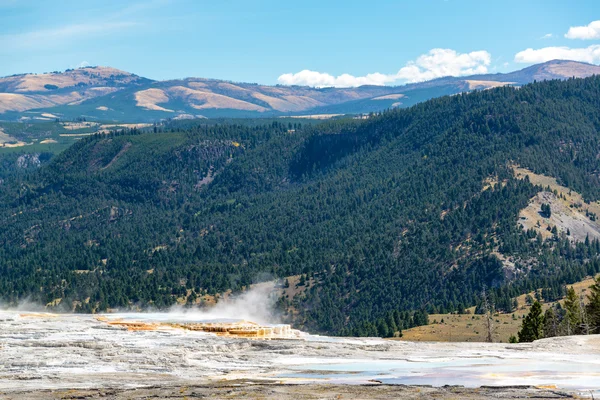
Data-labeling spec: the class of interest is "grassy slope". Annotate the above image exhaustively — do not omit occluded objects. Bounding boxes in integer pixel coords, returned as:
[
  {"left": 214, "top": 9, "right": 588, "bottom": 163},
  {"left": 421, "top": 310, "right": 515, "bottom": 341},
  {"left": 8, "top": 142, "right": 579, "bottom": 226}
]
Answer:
[
  {"left": 0, "top": 121, "right": 87, "bottom": 154},
  {"left": 2, "top": 80, "right": 466, "bottom": 123},
  {"left": 400, "top": 274, "right": 599, "bottom": 342}
]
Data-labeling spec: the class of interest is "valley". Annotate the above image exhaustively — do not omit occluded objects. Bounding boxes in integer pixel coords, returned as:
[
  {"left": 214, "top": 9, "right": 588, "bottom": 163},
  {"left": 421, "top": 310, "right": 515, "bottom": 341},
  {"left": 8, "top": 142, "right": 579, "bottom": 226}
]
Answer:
[
  {"left": 3, "top": 76, "right": 600, "bottom": 338},
  {"left": 4, "top": 2, "right": 600, "bottom": 397}
]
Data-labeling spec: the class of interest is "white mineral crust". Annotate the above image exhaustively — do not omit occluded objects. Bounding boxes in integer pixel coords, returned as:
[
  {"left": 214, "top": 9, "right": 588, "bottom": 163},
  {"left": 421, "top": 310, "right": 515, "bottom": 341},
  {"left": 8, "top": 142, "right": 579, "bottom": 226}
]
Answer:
[{"left": 0, "top": 311, "right": 599, "bottom": 394}]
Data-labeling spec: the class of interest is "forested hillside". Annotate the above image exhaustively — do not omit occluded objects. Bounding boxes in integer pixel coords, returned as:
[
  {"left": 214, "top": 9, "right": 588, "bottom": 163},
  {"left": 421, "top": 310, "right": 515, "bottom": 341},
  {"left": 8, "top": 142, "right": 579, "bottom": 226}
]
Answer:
[{"left": 2, "top": 76, "right": 600, "bottom": 335}]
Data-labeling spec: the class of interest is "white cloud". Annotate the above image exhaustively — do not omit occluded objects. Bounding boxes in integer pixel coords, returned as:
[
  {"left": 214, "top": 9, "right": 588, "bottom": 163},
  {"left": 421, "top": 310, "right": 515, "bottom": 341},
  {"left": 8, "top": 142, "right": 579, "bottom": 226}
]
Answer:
[
  {"left": 277, "top": 70, "right": 396, "bottom": 88},
  {"left": 565, "top": 20, "right": 600, "bottom": 40},
  {"left": 277, "top": 48, "right": 492, "bottom": 88},
  {"left": 514, "top": 45, "right": 600, "bottom": 64},
  {"left": 396, "top": 49, "right": 491, "bottom": 82},
  {"left": 541, "top": 33, "right": 553, "bottom": 39}
]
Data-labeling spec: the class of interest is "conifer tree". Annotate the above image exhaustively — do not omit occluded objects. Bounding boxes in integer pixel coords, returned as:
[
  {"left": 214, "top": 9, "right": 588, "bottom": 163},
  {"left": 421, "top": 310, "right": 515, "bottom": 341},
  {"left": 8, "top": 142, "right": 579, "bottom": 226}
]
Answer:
[
  {"left": 564, "top": 287, "right": 582, "bottom": 335},
  {"left": 586, "top": 277, "right": 600, "bottom": 333},
  {"left": 543, "top": 307, "right": 558, "bottom": 338},
  {"left": 518, "top": 301, "right": 544, "bottom": 342},
  {"left": 377, "top": 319, "right": 390, "bottom": 338}
]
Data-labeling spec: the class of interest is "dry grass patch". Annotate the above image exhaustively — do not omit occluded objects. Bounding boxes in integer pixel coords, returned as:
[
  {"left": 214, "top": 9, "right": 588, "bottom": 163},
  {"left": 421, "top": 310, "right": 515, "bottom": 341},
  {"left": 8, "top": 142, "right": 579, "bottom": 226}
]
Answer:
[
  {"left": 372, "top": 93, "right": 405, "bottom": 100},
  {"left": 546, "top": 61, "right": 600, "bottom": 79},
  {"left": 465, "top": 80, "right": 515, "bottom": 90},
  {"left": 168, "top": 86, "right": 268, "bottom": 112},
  {"left": 251, "top": 92, "right": 323, "bottom": 112},
  {"left": 0, "top": 127, "right": 29, "bottom": 147},
  {"left": 400, "top": 273, "right": 599, "bottom": 343},
  {"left": 287, "top": 114, "right": 343, "bottom": 119},
  {"left": 61, "top": 122, "right": 100, "bottom": 130},
  {"left": 399, "top": 312, "right": 527, "bottom": 343},
  {"left": 134, "top": 88, "right": 173, "bottom": 112},
  {"left": 59, "top": 133, "right": 96, "bottom": 137},
  {"left": 0, "top": 93, "right": 54, "bottom": 112}
]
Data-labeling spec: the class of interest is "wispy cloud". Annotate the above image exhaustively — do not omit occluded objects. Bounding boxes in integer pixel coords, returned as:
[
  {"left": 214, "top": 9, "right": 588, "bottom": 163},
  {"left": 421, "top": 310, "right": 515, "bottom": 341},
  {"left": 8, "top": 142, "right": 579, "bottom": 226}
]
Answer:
[
  {"left": 278, "top": 48, "right": 491, "bottom": 88},
  {"left": 0, "top": 21, "right": 139, "bottom": 50},
  {"left": 514, "top": 45, "right": 600, "bottom": 64},
  {"left": 0, "top": 0, "right": 172, "bottom": 52},
  {"left": 565, "top": 20, "right": 600, "bottom": 40},
  {"left": 541, "top": 33, "right": 553, "bottom": 39}
]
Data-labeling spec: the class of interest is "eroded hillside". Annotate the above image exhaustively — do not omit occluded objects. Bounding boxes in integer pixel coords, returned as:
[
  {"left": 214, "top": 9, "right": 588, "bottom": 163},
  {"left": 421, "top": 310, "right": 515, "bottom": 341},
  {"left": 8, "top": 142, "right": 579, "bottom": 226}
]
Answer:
[{"left": 514, "top": 166, "right": 600, "bottom": 242}]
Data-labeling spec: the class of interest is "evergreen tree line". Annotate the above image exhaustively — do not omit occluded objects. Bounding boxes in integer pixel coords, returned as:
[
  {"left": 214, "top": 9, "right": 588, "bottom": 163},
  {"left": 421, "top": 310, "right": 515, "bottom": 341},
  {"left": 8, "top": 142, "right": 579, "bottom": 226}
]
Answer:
[{"left": 518, "top": 277, "right": 600, "bottom": 342}]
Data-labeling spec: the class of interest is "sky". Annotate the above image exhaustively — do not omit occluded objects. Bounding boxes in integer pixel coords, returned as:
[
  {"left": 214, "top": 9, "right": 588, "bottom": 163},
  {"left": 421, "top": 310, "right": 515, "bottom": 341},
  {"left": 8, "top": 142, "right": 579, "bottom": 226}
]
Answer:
[{"left": 1, "top": 0, "right": 599, "bottom": 87}]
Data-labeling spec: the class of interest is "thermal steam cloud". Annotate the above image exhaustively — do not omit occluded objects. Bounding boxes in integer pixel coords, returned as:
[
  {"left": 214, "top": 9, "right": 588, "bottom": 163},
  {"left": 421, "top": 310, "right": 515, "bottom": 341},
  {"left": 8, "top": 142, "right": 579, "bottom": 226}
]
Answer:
[
  {"left": 1, "top": 283, "right": 281, "bottom": 326},
  {"left": 165, "top": 283, "right": 280, "bottom": 325}
]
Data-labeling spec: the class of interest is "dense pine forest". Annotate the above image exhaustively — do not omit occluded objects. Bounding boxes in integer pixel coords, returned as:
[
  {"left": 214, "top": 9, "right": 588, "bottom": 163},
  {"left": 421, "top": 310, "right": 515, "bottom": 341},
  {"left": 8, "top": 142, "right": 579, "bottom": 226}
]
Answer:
[{"left": 3, "top": 76, "right": 600, "bottom": 335}]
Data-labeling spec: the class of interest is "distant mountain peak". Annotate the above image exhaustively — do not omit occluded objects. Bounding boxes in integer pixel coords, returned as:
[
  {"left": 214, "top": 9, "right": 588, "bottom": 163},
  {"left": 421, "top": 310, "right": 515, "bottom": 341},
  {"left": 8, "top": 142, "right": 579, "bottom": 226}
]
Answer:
[
  {"left": 64, "top": 65, "right": 141, "bottom": 77},
  {"left": 530, "top": 59, "right": 600, "bottom": 79},
  {"left": 0, "top": 65, "right": 148, "bottom": 94},
  {"left": 2, "top": 60, "right": 600, "bottom": 121}
]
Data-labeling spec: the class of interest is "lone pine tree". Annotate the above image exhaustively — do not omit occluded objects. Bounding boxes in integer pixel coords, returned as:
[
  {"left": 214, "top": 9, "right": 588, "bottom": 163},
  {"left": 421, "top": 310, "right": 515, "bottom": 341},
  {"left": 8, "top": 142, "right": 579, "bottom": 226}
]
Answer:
[{"left": 518, "top": 301, "right": 544, "bottom": 343}]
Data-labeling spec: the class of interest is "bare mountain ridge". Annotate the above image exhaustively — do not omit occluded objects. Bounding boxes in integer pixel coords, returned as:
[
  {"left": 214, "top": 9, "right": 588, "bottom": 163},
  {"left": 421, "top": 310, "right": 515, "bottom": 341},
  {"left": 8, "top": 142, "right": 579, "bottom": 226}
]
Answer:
[
  {"left": 0, "top": 66, "right": 147, "bottom": 93},
  {"left": 430, "top": 59, "right": 600, "bottom": 86},
  {"left": 1, "top": 60, "right": 599, "bottom": 121},
  {"left": 0, "top": 67, "right": 150, "bottom": 114}
]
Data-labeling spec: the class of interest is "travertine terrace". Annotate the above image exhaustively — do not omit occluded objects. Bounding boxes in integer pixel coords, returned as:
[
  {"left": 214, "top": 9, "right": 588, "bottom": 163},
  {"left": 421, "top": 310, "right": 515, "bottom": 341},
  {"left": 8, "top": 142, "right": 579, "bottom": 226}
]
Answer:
[
  {"left": 98, "top": 316, "right": 296, "bottom": 338},
  {"left": 1, "top": 311, "right": 599, "bottom": 399}
]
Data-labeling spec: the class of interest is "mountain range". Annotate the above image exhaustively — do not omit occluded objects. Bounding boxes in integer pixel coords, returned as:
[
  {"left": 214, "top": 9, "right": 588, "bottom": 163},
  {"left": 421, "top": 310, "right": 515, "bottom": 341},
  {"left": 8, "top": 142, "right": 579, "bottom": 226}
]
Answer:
[{"left": 1, "top": 60, "right": 600, "bottom": 122}]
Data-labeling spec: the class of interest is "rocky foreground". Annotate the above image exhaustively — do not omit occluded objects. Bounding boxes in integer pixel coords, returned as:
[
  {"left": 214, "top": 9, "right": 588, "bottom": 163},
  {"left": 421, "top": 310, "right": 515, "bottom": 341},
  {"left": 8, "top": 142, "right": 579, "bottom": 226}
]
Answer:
[
  {"left": 2, "top": 382, "right": 583, "bottom": 400},
  {"left": 1, "top": 311, "right": 599, "bottom": 399}
]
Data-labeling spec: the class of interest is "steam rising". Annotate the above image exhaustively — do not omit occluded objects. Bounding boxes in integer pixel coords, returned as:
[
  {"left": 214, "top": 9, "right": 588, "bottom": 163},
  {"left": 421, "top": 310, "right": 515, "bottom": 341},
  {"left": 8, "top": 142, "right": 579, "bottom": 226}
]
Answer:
[
  {"left": 165, "top": 283, "right": 280, "bottom": 325},
  {"left": 1, "top": 283, "right": 281, "bottom": 325},
  {"left": 0, "top": 298, "right": 47, "bottom": 313}
]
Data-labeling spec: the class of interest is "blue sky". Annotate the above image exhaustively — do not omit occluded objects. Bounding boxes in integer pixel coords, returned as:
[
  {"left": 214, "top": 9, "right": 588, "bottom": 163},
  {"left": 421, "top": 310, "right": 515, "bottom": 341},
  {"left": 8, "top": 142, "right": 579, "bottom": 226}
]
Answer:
[{"left": 1, "top": 0, "right": 599, "bottom": 87}]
